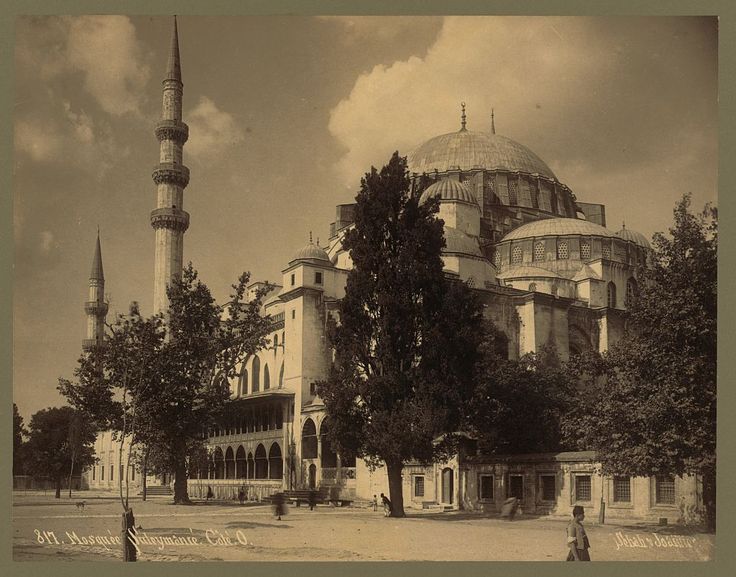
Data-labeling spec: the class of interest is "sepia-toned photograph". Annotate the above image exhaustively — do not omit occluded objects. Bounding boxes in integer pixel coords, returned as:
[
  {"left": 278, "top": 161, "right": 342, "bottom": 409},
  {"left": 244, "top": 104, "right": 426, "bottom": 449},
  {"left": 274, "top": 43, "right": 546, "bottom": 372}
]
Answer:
[{"left": 11, "top": 12, "right": 718, "bottom": 563}]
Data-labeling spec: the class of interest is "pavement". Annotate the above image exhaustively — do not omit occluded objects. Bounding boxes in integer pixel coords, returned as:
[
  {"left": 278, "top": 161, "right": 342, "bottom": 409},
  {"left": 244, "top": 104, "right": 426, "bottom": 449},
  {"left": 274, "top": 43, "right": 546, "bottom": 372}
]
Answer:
[{"left": 12, "top": 490, "right": 714, "bottom": 562}]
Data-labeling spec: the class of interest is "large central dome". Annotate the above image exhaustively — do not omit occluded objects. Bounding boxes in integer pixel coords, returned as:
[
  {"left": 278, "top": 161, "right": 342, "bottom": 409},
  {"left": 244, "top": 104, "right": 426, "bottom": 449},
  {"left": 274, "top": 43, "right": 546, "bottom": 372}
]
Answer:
[{"left": 407, "top": 129, "right": 557, "bottom": 180}]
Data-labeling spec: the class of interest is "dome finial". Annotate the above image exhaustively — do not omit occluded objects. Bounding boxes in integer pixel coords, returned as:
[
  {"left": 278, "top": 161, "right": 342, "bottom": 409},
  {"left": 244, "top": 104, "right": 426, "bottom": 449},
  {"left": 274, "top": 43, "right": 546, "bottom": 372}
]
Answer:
[
  {"left": 622, "top": 219, "right": 626, "bottom": 230},
  {"left": 491, "top": 108, "right": 496, "bottom": 134},
  {"left": 460, "top": 102, "right": 467, "bottom": 131},
  {"left": 309, "top": 231, "right": 313, "bottom": 244}
]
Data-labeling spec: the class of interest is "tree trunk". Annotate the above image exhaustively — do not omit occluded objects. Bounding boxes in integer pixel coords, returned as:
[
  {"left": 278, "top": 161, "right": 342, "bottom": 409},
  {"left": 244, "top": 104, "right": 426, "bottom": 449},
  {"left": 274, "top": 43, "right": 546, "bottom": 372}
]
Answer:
[
  {"left": 55, "top": 477, "right": 62, "bottom": 499},
  {"left": 121, "top": 508, "right": 137, "bottom": 562},
  {"left": 173, "top": 448, "right": 191, "bottom": 504},
  {"left": 702, "top": 470, "right": 716, "bottom": 532},
  {"left": 386, "top": 460, "right": 405, "bottom": 518},
  {"left": 68, "top": 449, "right": 76, "bottom": 499},
  {"left": 142, "top": 454, "right": 148, "bottom": 502}
]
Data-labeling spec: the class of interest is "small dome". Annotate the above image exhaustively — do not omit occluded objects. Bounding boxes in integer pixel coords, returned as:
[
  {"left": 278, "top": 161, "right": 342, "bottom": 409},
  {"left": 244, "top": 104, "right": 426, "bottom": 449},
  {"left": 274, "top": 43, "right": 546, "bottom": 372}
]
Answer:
[
  {"left": 497, "top": 265, "right": 563, "bottom": 280},
  {"left": 292, "top": 241, "right": 331, "bottom": 263},
  {"left": 616, "top": 226, "right": 651, "bottom": 249},
  {"left": 501, "top": 218, "right": 616, "bottom": 242},
  {"left": 419, "top": 179, "right": 479, "bottom": 207},
  {"left": 408, "top": 129, "right": 557, "bottom": 180}
]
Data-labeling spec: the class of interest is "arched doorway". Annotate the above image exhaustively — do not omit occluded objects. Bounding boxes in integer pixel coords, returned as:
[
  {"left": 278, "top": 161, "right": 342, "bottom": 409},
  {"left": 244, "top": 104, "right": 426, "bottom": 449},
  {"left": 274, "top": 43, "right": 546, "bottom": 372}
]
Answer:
[
  {"left": 442, "top": 468, "right": 453, "bottom": 505},
  {"left": 255, "top": 444, "right": 268, "bottom": 479},
  {"left": 308, "top": 464, "right": 317, "bottom": 489},
  {"left": 302, "top": 418, "right": 317, "bottom": 458},
  {"left": 225, "top": 447, "right": 235, "bottom": 479},
  {"left": 269, "top": 443, "right": 283, "bottom": 480},
  {"left": 236, "top": 446, "right": 246, "bottom": 479},
  {"left": 213, "top": 447, "right": 224, "bottom": 479}
]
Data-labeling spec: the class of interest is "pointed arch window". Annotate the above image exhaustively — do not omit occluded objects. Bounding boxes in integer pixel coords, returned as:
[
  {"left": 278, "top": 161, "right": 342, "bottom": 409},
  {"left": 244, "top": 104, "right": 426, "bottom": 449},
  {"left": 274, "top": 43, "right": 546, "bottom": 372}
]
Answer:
[
  {"left": 278, "top": 362, "right": 284, "bottom": 388},
  {"left": 268, "top": 443, "right": 283, "bottom": 480},
  {"left": 263, "top": 364, "right": 270, "bottom": 390},
  {"left": 252, "top": 356, "right": 260, "bottom": 392},
  {"left": 255, "top": 444, "right": 268, "bottom": 479},
  {"left": 302, "top": 419, "right": 318, "bottom": 459},
  {"left": 238, "top": 367, "right": 248, "bottom": 396},
  {"left": 607, "top": 281, "right": 617, "bottom": 309}
]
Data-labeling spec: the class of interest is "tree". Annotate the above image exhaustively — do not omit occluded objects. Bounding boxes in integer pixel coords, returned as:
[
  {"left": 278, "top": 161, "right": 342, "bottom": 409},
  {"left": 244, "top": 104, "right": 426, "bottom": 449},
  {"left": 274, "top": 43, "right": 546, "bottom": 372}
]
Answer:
[
  {"left": 24, "top": 406, "right": 96, "bottom": 498},
  {"left": 317, "top": 152, "right": 485, "bottom": 517},
  {"left": 469, "top": 343, "right": 574, "bottom": 455},
  {"left": 60, "top": 265, "right": 272, "bottom": 506},
  {"left": 13, "top": 403, "right": 27, "bottom": 476},
  {"left": 564, "top": 194, "right": 717, "bottom": 530}
]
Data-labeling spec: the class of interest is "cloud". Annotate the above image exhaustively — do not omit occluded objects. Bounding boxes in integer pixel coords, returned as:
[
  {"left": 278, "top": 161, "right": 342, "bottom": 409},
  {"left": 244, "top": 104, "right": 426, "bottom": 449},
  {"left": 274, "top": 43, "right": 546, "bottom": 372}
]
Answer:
[
  {"left": 16, "top": 16, "right": 150, "bottom": 117},
  {"left": 328, "top": 15, "right": 718, "bottom": 204},
  {"left": 186, "top": 96, "right": 245, "bottom": 161},
  {"left": 319, "top": 16, "right": 438, "bottom": 45},
  {"left": 14, "top": 119, "right": 63, "bottom": 162}
]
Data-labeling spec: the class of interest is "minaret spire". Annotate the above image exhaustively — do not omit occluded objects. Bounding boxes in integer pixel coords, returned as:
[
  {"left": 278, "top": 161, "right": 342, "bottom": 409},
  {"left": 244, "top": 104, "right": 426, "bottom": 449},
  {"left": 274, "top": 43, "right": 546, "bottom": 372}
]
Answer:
[
  {"left": 83, "top": 231, "right": 108, "bottom": 352},
  {"left": 151, "top": 16, "right": 190, "bottom": 315},
  {"left": 491, "top": 108, "right": 496, "bottom": 134},
  {"left": 460, "top": 102, "right": 467, "bottom": 131},
  {"left": 166, "top": 15, "right": 182, "bottom": 82}
]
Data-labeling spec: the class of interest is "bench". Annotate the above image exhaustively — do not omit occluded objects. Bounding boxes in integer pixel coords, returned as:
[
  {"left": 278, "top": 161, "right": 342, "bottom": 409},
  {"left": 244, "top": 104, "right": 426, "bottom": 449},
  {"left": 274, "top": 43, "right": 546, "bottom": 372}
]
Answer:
[{"left": 269, "top": 490, "right": 352, "bottom": 507}]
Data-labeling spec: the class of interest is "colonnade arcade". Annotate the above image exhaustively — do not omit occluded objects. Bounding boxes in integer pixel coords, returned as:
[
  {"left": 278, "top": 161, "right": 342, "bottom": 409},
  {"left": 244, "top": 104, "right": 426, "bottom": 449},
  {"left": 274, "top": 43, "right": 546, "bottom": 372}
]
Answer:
[{"left": 192, "top": 441, "right": 283, "bottom": 481}]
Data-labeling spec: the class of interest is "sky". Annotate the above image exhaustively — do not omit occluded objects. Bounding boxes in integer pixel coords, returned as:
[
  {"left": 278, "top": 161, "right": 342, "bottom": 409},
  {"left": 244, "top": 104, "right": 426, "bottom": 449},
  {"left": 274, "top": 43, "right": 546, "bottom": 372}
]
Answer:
[{"left": 12, "top": 15, "right": 718, "bottom": 422}]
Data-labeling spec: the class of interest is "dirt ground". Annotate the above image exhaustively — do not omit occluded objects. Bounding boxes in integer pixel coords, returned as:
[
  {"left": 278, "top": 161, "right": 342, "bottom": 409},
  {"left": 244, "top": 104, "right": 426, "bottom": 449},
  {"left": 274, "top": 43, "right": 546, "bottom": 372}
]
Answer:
[{"left": 12, "top": 491, "right": 714, "bottom": 562}]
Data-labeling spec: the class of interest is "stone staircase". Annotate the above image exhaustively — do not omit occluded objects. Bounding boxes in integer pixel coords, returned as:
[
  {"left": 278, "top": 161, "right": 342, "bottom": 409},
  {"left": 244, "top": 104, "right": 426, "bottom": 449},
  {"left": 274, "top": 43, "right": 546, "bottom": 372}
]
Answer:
[{"left": 139, "top": 485, "right": 172, "bottom": 496}]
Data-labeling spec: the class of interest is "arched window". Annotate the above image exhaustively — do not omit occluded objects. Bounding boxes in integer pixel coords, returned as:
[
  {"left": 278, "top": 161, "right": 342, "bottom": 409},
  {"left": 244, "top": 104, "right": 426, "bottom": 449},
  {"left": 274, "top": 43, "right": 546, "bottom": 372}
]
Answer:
[
  {"left": 282, "top": 331, "right": 285, "bottom": 346},
  {"left": 302, "top": 419, "right": 318, "bottom": 459},
  {"left": 607, "top": 281, "right": 617, "bottom": 309},
  {"left": 238, "top": 367, "right": 248, "bottom": 396},
  {"left": 320, "top": 419, "right": 337, "bottom": 468},
  {"left": 557, "top": 241, "right": 569, "bottom": 260},
  {"left": 213, "top": 447, "right": 224, "bottom": 479},
  {"left": 626, "top": 278, "right": 638, "bottom": 307},
  {"left": 225, "top": 447, "right": 235, "bottom": 479},
  {"left": 528, "top": 282, "right": 537, "bottom": 292},
  {"left": 273, "top": 333, "right": 279, "bottom": 353},
  {"left": 252, "top": 356, "right": 260, "bottom": 392},
  {"left": 236, "top": 446, "right": 246, "bottom": 479},
  {"left": 511, "top": 245, "right": 523, "bottom": 265},
  {"left": 263, "top": 364, "right": 270, "bottom": 390},
  {"left": 268, "top": 443, "right": 283, "bottom": 480},
  {"left": 534, "top": 241, "right": 545, "bottom": 261},
  {"left": 278, "top": 362, "right": 284, "bottom": 388},
  {"left": 255, "top": 444, "right": 268, "bottom": 479}
]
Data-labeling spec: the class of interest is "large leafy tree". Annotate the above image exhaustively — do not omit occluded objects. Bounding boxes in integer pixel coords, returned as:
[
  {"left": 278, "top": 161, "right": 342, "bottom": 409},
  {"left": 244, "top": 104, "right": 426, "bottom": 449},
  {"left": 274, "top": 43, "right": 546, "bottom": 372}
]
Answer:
[
  {"left": 318, "top": 152, "right": 485, "bottom": 517},
  {"left": 60, "top": 265, "right": 272, "bottom": 506},
  {"left": 24, "top": 406, "right": 97, "bottom": 498},
  {"left": 470, "top": 343, "right": 574, "bottom": 455},
  {"left": 563, "top": 194, "right": 717, "bottom": 530}
]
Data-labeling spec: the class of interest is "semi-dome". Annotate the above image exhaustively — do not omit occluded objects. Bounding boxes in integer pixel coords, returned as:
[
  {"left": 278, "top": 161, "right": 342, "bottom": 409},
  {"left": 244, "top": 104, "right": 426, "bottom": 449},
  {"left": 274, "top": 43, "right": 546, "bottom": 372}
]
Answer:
[
  {"left": 408, "top": 129, "right": 557, "bottom": 180},
  {"left": 419, "top": 179, "right": 479, "bottom": 207},
  {"left": 501, "top": 218, "right": 616, "bottom": 242},
  {"left": 616, "top": 226, "right": 651, "bottom": 249},
  {"left": 292, "top": 240, "right": 331, "bottom": 263}
]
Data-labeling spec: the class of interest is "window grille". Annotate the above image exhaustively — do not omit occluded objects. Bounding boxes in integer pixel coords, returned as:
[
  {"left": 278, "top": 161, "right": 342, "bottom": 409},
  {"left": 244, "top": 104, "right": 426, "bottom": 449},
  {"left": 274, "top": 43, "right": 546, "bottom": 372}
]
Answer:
[
  {"left": 602, "top": 244, "right": 611, "bottom": 260},
  {"left": 414, "top": 476, "right": 425, "bottom": 498},
  {"left": 512, "top": 245, "right": 523, "bottom": 265},
  {"left": 580, "top": 241, "right": 591, "bottom": 260},
  {"left": 656, "top": 476, "right": 675, "bottom": 505},
  {"left": 479, "top": 475, "right": 494, "bottom": 500},
  {"left": 508, "top": 178, "right": 518, "bottom": 205},
  {"left": 557, "top": 241, "right": 569, "bottom": 260},
  {"left": 541, "top": 475, "right": 556, "bottom": 501},
  {"left": 534, "top": 241, "right": 545, "bottom": 261},
  {"left": 613, "top": 476, "right": 631, "bottom": 502},
  {"left": 575, "top": 475, "right": 591, "bottom": 501},
  {"left": 494, "top": 250, "right": 501, "bottom": 267}
]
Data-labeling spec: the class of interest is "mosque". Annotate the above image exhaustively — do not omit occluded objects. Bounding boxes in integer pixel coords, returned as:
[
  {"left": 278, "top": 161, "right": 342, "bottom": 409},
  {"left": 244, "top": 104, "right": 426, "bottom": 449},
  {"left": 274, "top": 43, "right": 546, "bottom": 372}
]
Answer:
[{"left": 82, "top": 18, "right": 702, "bottom": 523}]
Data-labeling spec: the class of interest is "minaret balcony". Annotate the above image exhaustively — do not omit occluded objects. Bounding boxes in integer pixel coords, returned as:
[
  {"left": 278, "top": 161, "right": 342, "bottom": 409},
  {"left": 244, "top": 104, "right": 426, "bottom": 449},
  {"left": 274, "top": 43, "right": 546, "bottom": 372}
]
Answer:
[
  {"left": 155, "top": 120, "right": 189, "bottom": 144},
  {"left": 152, "top": 163, "right": 190, "bottom": 188},
  {"left": 84, "top": 301, "right": 109, "bottom": 316},
  {"left": 151, "top": 207, "right": 190, "bottom": 232},
  {"left": 82, "top": 338, "right": 105, "bottom": 352}
]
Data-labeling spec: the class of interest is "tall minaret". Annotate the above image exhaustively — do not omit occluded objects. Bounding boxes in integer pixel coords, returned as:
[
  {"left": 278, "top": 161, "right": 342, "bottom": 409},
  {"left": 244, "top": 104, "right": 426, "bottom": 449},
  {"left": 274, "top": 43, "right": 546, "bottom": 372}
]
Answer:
[
  {"left": 83, "top": 230, "right": 108, "bottom": 352},
  {"left": 151, "top": 16, "right": 190, "bottom": 315}
]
